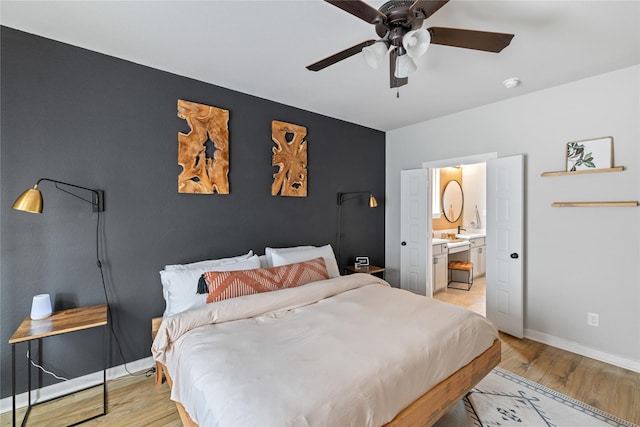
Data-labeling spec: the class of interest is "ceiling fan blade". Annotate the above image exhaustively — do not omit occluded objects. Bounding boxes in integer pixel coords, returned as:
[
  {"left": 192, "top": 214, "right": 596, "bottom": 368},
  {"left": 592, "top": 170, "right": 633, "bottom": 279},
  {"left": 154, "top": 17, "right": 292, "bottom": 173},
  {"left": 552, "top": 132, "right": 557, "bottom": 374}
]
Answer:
[
  {"left": 307, "top": 40, "right": 376, "bottom": 72},
  {"left": 428, "top": 27, "right": 514, "bottom": 53},
  {"left": 409, "top": 0, "right": 449, "bottom": 21},
  {"left": 325, "top": 0, "right": 386, "bottom": 25}
]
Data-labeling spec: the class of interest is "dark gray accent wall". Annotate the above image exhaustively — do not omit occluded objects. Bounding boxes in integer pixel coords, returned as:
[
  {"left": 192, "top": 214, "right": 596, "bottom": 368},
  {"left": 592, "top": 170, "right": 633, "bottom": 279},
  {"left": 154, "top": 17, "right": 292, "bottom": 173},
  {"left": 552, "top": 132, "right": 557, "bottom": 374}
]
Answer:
[{"left": 0, "top": 26, "right": 385, "bottom": 398}]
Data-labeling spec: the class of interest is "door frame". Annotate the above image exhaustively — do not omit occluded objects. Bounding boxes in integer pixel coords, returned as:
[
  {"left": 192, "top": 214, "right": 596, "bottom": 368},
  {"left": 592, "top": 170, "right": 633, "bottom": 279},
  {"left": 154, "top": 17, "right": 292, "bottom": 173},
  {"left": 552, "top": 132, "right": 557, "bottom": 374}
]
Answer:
[
  {"left": 420, "top": 152, "right": 497, "bottom": 302},
  {"left": 395, "top": 153, "right": 497, "bottom": 299},
  {"left": 422, "top": 153, "right": 498, "bottom": 170},
  {"left": 400, "top": 152, "right": 524, "bottom": 337}
]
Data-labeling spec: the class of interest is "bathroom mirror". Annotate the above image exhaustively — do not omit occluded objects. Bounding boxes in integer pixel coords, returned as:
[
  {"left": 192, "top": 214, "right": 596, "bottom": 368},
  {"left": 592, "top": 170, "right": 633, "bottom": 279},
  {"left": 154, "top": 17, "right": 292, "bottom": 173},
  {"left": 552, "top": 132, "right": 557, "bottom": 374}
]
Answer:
[{"left": 442, "top": 180, "right": 463, "bottom": 222}]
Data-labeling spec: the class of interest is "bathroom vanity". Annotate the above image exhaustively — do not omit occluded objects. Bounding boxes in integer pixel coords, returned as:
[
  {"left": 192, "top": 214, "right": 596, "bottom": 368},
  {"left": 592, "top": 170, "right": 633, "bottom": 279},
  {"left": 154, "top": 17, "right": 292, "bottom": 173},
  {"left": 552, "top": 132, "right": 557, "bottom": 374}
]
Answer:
[
  {"left": 432, "top": 233, "right": 486, "bottom": 293},
  {"left": 456, "top": 234, "right": 486, "bottom": 279},
  {"left": 467, "top": 236, "right": 486, "bottom": 278},
  {"left": 432, "top": 239, "right": 449, "bottom": 293}
]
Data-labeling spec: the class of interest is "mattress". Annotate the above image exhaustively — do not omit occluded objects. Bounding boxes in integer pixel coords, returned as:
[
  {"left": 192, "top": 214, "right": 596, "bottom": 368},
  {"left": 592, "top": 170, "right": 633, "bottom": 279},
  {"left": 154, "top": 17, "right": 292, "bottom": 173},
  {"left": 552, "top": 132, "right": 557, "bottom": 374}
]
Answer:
[{"left": 152, "top": 273, "right": 498, "bottom": 427}]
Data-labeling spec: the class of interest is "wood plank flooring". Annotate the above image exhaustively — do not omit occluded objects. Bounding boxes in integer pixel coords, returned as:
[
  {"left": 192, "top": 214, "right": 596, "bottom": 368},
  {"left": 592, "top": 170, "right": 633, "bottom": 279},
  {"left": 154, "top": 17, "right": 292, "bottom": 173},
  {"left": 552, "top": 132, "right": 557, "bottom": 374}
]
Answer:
[
  {"left": 3, "top": 279, "right": 639, "bottom": 426},
  {"left": 1, "top": 371, "right": 181, "bottom": 427},
  {"left": 436, "top": 276, "right": 640, "bottom": 425}
]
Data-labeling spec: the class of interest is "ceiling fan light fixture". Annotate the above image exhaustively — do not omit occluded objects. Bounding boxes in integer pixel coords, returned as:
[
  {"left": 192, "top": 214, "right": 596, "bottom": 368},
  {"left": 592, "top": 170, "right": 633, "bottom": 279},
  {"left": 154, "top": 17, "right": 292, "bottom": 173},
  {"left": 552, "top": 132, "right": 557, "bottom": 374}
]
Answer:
[
  {"left": 394, "top": 53, "right": 417, "bottom": 79},
  {"left": 402, "top": 28, "right": 431, "bottom": 59},
  {"left": 310, "top": 1, "right": 515, "bottom": 90},
  {"left": 362, "top": 41, "right": 388, "bottom": 69}
]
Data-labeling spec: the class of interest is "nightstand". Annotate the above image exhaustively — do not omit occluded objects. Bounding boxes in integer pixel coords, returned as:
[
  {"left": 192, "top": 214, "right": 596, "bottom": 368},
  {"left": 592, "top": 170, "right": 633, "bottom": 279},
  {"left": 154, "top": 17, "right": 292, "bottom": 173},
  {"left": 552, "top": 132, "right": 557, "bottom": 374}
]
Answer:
[
  {"left": 9, "top": 304, "right": 108, "bottom": 426},
  {"left": 345, "top": 265, "right": 385, "bottom": 277}
]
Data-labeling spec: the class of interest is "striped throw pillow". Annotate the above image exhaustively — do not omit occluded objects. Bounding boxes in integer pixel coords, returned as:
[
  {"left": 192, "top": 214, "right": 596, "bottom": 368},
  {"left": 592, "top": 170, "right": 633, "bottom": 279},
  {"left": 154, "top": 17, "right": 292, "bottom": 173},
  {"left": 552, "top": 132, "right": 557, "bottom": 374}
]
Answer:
[{"left": 199, "top": 257, "right": 329, "bottom": 303}]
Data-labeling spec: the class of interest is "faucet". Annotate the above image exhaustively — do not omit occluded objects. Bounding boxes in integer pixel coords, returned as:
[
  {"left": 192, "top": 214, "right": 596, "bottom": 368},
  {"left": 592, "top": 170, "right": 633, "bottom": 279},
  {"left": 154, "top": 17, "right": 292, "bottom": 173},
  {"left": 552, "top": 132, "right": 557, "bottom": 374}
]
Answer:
[{"left": 458, "top": 225, "right": 466, "bottom": 234}]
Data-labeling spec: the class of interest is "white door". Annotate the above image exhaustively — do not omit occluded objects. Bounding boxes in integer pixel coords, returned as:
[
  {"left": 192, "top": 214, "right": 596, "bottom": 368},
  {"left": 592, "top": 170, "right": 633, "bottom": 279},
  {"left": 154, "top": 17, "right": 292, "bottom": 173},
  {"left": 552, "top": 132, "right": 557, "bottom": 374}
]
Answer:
[
  {"left": 486, "top": 155, "right": 524, "bottom": 338},
  {"left": 400, "top": 169, "right": 431, "bottom": 296}
]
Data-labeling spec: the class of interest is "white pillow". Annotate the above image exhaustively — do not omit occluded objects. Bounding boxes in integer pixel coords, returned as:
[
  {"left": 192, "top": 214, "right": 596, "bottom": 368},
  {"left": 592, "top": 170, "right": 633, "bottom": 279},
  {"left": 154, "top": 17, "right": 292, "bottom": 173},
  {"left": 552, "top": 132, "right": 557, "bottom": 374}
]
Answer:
[
  {"left": 270, "top": 244, "right": 340, "bottom": 278},
  {"left": 160, "top": 255, "right": 261, "bottom": 317},
  {"left": 258, "top": 254, "right": 269, "bottom": 268},
  {"left": 264, "top": 246, "right": 313, "bottom": 267},
  {"left": 163, "top": 250, "right": 253, "bottom": 271}
]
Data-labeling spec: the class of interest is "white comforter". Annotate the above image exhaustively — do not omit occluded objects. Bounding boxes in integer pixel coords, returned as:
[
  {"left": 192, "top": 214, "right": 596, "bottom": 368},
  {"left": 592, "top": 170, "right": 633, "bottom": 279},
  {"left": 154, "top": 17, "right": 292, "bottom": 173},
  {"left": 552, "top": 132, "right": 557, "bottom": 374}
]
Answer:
[{"left": 152, "top": 274, "right": 498, "bottom": 427}]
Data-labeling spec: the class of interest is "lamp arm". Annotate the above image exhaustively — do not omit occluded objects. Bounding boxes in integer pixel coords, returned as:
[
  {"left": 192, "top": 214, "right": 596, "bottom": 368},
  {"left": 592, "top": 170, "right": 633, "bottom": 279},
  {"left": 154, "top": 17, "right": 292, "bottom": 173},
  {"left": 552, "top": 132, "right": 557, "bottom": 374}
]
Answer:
[
  {"left": 337, "top": 191, "right": 373, "bottom": 205},
  {"left": 37, "top": 178, "right": 104, "bottom": 212}
]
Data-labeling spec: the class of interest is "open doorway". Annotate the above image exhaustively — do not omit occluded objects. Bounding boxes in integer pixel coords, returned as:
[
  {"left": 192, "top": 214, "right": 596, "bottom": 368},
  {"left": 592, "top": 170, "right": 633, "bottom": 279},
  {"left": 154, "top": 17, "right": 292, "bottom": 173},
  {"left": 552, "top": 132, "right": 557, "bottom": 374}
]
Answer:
[
  {"left": 401, "top": 153, "right": 524, "bottom": 336},
  {"left": 418, "top": 152, "right": 496, "bottom": 316},
  {"left": 430, "top": 162, "right": 487, "bottom": 316}
]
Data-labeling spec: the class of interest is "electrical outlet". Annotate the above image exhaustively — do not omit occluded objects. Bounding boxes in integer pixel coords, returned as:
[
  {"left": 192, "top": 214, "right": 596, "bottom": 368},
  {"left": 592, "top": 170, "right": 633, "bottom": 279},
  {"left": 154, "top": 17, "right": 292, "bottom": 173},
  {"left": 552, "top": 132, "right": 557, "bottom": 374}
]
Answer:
[{"left": 587, "top": 312, "right": 599, "bottom": 327}]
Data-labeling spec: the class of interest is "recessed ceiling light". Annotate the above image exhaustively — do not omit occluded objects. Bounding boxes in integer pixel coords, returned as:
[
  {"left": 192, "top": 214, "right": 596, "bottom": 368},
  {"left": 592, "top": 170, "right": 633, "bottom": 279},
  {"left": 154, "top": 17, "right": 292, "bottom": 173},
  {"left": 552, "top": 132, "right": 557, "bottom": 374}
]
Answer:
[{"left": 503, "top": 77, "right": 521, "bottom": 89}]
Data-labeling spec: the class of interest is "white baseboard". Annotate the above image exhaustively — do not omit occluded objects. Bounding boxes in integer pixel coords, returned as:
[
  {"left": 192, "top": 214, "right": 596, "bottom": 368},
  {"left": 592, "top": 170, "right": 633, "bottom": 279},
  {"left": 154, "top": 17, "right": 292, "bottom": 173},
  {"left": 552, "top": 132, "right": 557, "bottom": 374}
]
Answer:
[
  {"left": 0, "top": 356, "right": 155, "bottom": 414},
  {"left": 524, "top": 329, "right": 640, "bottom": 373}
]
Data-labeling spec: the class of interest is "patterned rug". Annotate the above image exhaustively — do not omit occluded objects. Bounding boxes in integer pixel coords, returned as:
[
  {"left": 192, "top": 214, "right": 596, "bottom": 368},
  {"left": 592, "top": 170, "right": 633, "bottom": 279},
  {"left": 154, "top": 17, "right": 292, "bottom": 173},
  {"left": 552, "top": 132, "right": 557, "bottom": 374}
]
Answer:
[{"left": 434, "top": 367, "right": 638, "bottom": 427}]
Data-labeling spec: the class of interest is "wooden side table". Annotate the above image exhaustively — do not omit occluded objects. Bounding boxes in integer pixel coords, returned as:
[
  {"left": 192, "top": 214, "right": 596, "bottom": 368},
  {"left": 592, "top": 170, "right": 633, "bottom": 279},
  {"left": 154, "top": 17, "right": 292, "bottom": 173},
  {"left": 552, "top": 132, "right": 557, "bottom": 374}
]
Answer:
[
  {"left": 9, "top": 304, "right": 108, "bottom": 426},
  {"left": 345, "top": 265, "right": 385, "bottom": 277}
]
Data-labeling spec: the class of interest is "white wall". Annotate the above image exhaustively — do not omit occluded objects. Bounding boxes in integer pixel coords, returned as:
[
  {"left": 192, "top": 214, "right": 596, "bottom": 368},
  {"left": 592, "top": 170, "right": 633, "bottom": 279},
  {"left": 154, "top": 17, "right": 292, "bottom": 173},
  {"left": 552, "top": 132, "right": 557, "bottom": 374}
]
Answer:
[
  {"left": 386, "top": 65, "right": 640, "bottom": 367},
  {"left": 461, "top": 163, "right": 486, "bottom": 230}
]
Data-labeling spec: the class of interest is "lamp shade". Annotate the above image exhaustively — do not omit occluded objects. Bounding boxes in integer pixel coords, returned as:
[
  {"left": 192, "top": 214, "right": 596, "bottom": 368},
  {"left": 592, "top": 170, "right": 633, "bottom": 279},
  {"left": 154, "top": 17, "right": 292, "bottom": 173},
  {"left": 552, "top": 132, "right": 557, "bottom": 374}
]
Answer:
[
  {"left": 12, "top": 185, "right": 43, "bottom": 214},
  {"left": 402, "top": 28, "right": 431, "bottom": 59},
  {"left": 394, "top": 54, "right": 417, "bottom": 78},
  {"left": 362, "top": 42, "right": 388, "bottom": 69},
  {"left": 30, "top": 293, "right": 52, "bottom": 320},
  {"left": 369, "top": 195, "right": 378, "bottom": 208}
]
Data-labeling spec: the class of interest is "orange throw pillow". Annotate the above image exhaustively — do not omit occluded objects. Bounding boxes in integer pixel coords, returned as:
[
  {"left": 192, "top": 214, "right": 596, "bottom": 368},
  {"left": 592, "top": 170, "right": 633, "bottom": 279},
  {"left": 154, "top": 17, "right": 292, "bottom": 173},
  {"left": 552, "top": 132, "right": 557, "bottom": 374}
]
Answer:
[{"left": 200, "top": 257, "right": 329, "bottom": 303}]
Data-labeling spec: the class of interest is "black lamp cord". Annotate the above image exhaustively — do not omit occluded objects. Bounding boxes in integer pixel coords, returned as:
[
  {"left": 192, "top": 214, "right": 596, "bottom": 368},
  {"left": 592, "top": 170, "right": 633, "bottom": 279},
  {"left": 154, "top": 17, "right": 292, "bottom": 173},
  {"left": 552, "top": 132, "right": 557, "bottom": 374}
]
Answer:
[
  {"left": 95, "top": 211, "right": 155, "bottom": 378},
  {"left": 24, "top": 209, "right": 154, "bottom": 382}
]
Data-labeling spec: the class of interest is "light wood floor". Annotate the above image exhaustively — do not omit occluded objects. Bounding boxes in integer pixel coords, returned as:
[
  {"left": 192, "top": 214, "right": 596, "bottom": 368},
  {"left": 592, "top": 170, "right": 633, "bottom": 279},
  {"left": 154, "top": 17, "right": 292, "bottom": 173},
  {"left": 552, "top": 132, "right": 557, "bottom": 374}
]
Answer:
[
  {"left": 435, "top": 275, "right": 640, "bottom": 425},
  {"left": 3, "top": 279, "right": 639, "bottom": 426}
]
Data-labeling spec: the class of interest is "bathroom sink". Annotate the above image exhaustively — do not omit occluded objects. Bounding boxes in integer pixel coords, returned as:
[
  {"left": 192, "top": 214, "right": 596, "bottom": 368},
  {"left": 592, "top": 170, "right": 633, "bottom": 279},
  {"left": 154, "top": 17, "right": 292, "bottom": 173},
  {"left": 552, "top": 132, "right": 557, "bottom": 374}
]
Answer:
[
  {"left": 455, "top": 233, "right": 486, "bottom": 240},
  {"left": 446, "top": 241, "right": 470, "bottom": 249}
]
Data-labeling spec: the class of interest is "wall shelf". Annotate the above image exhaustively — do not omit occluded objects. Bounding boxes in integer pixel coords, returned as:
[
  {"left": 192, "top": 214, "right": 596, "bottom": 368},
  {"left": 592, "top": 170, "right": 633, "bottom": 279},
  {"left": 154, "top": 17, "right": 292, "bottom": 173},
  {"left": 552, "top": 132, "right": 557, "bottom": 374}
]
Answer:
[
  {"left": 541, "top": 166, "right": 624, "bottom": 177},
  {"left": 551, "top": 201, "right": 638, "bottom": 208}
]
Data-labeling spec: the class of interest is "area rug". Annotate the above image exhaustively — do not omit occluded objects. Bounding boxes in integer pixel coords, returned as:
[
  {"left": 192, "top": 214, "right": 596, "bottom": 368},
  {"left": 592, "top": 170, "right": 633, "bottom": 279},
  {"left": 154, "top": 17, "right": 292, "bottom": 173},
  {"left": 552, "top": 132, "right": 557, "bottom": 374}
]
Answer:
[{"left": 433, "top": 367, "right": 637, "bottom": 427}]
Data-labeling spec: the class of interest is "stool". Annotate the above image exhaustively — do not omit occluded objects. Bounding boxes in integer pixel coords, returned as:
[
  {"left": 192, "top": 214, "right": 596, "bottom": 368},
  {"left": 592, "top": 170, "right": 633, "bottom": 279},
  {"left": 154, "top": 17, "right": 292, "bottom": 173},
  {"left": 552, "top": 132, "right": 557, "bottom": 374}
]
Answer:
[{"left": 448, "top": 261, "right": 473, "bottom": 291}]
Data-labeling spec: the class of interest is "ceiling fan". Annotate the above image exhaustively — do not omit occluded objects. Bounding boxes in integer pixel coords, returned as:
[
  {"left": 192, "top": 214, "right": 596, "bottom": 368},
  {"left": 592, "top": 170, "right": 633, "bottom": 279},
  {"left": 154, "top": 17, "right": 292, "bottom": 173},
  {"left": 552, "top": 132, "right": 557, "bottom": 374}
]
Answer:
[{"left": 307, "top": 0, "right": 514, "bottom": 89}]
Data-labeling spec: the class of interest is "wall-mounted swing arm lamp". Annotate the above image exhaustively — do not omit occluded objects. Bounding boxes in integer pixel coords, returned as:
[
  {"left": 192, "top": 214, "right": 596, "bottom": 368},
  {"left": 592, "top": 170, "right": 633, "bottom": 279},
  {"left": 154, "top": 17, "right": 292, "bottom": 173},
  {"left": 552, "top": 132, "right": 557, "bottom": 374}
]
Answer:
[
  {"left": 12, "top": 178, "right": 105, "bottom": 214},
  {"left": 12, "top": 177, "right": 106, "bottom": 276},
  {"left": 337, "top": 191, "right": 378, "bottom": 208},
  {"left": 11, "top": 178, "right": 112, "bottom": 424},
  {"left": 336, "top": 192, "right": 378, "bottom": 271}
]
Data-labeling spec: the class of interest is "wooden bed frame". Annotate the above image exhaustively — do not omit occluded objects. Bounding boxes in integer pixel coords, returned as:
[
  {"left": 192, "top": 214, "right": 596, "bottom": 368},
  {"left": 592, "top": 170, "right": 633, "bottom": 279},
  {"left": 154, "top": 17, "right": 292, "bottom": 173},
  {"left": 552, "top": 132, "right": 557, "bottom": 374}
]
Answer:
[{"left": 152, "top": 317, "right": 501, "bottom": 427}]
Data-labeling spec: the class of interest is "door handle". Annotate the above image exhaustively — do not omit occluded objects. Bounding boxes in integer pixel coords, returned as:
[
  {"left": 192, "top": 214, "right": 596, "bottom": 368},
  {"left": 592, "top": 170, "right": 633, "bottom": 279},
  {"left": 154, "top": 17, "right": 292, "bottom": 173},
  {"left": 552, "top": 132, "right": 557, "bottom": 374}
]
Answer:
[
  {"left": 510, "top": 253, "right": 519, "bottom": 259},
  {"left": 401, "top": 241, "right": 407, "bottom": 246}
]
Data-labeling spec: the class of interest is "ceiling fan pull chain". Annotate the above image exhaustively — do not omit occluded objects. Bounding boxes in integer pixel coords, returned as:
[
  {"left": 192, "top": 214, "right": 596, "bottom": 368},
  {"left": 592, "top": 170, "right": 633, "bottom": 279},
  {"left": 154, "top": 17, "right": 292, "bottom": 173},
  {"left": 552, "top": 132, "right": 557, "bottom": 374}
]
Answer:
[{"left": 397, "top": 87, "right": 400, "bottom": 98}]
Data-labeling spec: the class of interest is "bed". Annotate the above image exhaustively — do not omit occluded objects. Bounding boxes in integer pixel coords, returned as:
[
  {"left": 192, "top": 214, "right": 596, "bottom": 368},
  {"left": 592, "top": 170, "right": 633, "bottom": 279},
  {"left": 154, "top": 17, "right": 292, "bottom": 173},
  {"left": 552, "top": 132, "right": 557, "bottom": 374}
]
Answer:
[{"left": 151, "top": 247, "right": 500, "bottom": 427}]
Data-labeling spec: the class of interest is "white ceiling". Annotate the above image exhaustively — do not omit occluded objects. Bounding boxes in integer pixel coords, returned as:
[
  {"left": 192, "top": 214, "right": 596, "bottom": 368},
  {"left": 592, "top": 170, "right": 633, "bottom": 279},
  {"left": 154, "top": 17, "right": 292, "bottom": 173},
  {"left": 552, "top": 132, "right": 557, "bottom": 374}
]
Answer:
[{"left": 2, "top": 1, "right": 639, "bottom": 131}]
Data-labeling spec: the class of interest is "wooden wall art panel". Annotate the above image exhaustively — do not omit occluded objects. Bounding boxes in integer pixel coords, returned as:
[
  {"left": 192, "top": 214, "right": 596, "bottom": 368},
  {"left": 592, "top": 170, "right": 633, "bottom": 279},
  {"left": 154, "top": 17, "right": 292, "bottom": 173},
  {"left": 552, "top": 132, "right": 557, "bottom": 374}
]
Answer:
[
  {"left": 271, "top": 120, "right": 308, "bottom": 197},
  {"left": 177, "top": 99, "right": 229, "bottom": 194}
]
